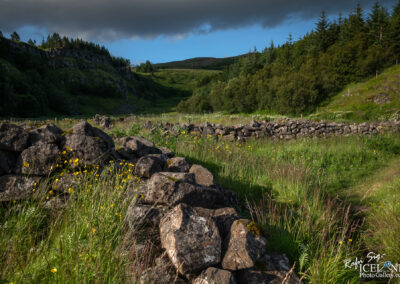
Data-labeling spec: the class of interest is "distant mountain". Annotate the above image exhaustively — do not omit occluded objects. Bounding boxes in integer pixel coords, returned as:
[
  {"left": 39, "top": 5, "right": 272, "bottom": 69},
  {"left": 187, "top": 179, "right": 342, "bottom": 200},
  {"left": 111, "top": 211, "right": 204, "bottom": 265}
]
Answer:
[{"left": 154, "top": 55, "right": 244, "bottom": 70}]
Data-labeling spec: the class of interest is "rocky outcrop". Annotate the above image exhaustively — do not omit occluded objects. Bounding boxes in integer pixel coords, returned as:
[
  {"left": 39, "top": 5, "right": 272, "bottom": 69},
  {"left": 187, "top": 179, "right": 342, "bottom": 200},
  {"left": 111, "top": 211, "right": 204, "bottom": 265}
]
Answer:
[{"left": 149, "top": 119, "right": 400, "bottom": 141}]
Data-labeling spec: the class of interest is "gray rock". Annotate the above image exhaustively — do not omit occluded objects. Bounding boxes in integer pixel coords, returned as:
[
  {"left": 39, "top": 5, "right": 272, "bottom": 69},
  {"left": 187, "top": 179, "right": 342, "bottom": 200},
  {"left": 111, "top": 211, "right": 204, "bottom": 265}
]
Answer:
[
  {"left": 0, "top": 175, "right": 41, "bottom": 201},
  {"left": 144, "top": 173, "right": 222, "bottom": 208},
  {"left": 135, "top": 155, "right": 166, "bottom": 178},
  {"left": 194, "top": 207, "right": 240, "bottom": 239},
  {"left": 159, "top": 203, "right": 221, "bottom": 274},
  {"left": 0, "top": 123, "right": 30, "bottom": 152},
  {"left": 15, "top": 143, "right": 60, "bottom": 175},
  {"left": 160, "top": 146, "right": 174, "bottom": 158},
  {"left": 167, "top": 157, "right": 191, "bottom": 172},
  {"left": 194, "top": 267, "right": 236, "bottom": 284},
  {"left": 222, "top": 219, "right": 267, "bottom": 271},
  {"left": 93, "top": 114, "right": 112, "bottom": 128},
  {"left": 140, "top": 256, "right": 186, "bottom": 284},
  {"left": 28, "top": 124, "right": 64, "bottom": 146},
  {"left": 189, "top": 164, "right": 215, "bottom": 187},
  {"left": 116, "top": 136, "right": 161, "bottom": 158},
  {"left": 64, "top": 121, "right": 114, "bottom": 165},
  {"left": 126, "top": 203, "right": 167, "bottom": 229}
]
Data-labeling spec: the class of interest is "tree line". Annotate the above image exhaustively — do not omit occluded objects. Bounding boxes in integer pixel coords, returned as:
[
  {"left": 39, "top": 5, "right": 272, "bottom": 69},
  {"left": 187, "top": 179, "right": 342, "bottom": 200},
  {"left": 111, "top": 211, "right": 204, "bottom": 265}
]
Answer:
[{"left": 177, "top": 1, "right": 400, "bottom": 115}]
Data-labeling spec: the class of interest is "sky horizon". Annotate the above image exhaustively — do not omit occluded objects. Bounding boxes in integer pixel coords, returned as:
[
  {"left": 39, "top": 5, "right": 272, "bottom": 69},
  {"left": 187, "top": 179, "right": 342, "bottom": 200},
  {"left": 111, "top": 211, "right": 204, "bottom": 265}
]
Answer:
[{"left": 0, "top": 0, "right": 397, "bottom": 64}]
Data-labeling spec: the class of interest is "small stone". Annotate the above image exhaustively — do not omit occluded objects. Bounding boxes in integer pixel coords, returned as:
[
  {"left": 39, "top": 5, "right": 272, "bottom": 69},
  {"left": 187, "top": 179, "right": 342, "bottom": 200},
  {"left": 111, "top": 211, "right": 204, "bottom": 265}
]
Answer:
[
  {"left": 135, "top": 155, "right": 166, "bottom": 178},
  {"left": 167, "top": 157, "right": 191, "bottom": 172},
  {"left": 189, "top": 164, "right": 214, "bottom": 187}
]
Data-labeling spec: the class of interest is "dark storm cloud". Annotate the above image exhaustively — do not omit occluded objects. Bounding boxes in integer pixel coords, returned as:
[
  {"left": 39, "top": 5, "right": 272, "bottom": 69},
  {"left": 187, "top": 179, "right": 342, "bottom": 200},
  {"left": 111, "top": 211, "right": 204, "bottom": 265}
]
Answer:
[{"left": 0, "top": 0, "right": 396, "bottom": 40}]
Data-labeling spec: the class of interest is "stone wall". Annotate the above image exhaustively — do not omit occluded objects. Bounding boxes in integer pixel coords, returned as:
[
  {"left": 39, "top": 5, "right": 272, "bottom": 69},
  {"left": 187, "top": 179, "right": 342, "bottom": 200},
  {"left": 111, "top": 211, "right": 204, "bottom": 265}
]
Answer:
[{"left": 146, "top": 119, "right": 400, "bottom": 141}]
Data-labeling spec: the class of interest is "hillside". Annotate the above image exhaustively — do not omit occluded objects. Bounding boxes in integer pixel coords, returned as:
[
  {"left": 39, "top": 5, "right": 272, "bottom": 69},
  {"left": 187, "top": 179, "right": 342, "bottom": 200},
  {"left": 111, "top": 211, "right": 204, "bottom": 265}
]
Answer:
[
  {"left": 154, "top": 55, "right": 242, "bottom": 70},
  {"left": 0, "top": 35, "right": 174, "bottom": 118},
  {"left": 310, "top": 65, "right": 400, "bottom": 122}
]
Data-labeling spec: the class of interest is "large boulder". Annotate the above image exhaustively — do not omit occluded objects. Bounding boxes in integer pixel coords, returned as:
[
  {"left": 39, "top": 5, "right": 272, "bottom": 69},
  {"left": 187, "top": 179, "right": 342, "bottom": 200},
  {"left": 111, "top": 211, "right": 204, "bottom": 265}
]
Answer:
[
  {"left": 134, "top": 155, "right": 166, "bottom": 178},
  {"left": 167, "top": 157, "right": 191, "bottom": 172},
  {"left": 159, "top": 203, "right": 222, "bottom": 275},
  {"left": 0, "top": 123, "right": 30, "bottom": 152},
  {"left": 116, "top": 136, "right": 161, "bottom": 159},
  {"left": 144, "top": 173, "right": 223, "bottom": 208},
  {"left": 0, "top": 150, "right": 18, "bottom": 174},
  {"left": 222, "top": 219, "right": 267, "bottom": 271},
  {"left": 125, "top": 203, "right": 168, "bottom": 229},
  {"left": 28, "top": 124, "right": 64, "bottom": 146},
  {"left": 194, "top": 267, "right": 237, "bottom": 284},
  {"left": 64, "top": 121, "right": 114, "bottom": 165},
  {"left": 15, "top": 143, "right": 60, "bottom": 175},
  {"left": 189, "top": 164, "right": 215, "bottom": 187},
  {"left": 0, "top": 175, "right": 41, "bottom": 201}
]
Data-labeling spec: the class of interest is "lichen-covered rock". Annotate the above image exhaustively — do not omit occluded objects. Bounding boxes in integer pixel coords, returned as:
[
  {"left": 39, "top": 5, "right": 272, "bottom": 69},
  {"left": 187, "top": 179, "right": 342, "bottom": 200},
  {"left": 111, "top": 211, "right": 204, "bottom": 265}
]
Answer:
[
  {"left": 0, "top": 175, "right": 41, "bottom": 201},
  {"left": 194, "top": 207, "right": 239, "bottom": 239},
  {"left": 93, "top": 114, "right": 112, "bottom": 128},
  {"left": 28, "top": 124, "right": 64, "bottom": 146},
  {"left": 126, "top": 203, "right": 167, "bottom": 229},
  {"left": 0, "top": 123, "right": 30, "bottom": 152},
  {"left": 222, "top": 219, "right": 267, "bottom": 271},
  {"left": 134, "top": 155, "right": 166, "bottom": 178},
  {"left": 159, "top": 203, "right": 221, "bottom": 275},
  {"left": 0, "top": 150, "right": 18, "bottom": 174},
  {"left": 64, "top": 121, "right": 114, "bottom": 165},
  {"left": 116, "top": 136, "right": 161, "bottom": 158},
  {"left": 194, "top": 267, "right": 237, "bottom": 284},
  {"left": 15, "top": 143, "right": 60, "bottom": 175},
  {"left": 158, "top": 172, "right": 195, "bottom": 183},
  {"left": 189, "top": 164, "right": 214, "bottom": 187},
  {"left": 144, "top": 173, "right": 223, "bottom": 208},
  {"left": 167, "top": 157, "right": 191, "bottom": 172}
]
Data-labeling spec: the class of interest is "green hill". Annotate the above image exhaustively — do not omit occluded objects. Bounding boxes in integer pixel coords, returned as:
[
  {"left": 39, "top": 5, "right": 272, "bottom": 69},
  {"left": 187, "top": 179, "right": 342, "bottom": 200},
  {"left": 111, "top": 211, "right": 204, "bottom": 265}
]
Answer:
[
  {"left": 310, "top": 65, "right": 400, "bottom": 122},
  {"left": 0, "top": 35, "right": 175, "bottom": 118},
  {"left": 154, "top": 56, "right": 243, "bottom": 70}
]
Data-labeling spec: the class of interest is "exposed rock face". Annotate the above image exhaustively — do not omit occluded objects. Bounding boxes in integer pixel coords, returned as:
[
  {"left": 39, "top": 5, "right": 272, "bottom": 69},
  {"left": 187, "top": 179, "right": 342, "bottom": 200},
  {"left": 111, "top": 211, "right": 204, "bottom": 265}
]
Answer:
[
  {"left": 222, "top": 219, "right": 268, "bottom": 270},
  {"left": 16, "top": 143, "right": 60, "bottom": 175},
  {"left": 64, "top": 121, "right": 114, "bottom": 165},
  {"left": 159, "top": 203, "right": 222, "bottom": 275},
  {"left": 144, "top": 173, "right": 222, "bottom": 208},
  {"left": 135, "top": 155, "right": 167, "bottom": 178},
  {"left": 116, "top": 136, "right": 161, "bottom": 158},
  {"left": 0, "top": 123, "right": 30, "bottom": 152},
  {"left": 194, "top": 267, "right": 236, "bottom": 284},
  {"left": 189, "top": 164, "right": 215, "bottom": 187},
  {"left": 167, "top": 157, "right": 192, "bottom": 172},
  {"left": 0, "top": 175, "right": 40, "bottom": 201}
]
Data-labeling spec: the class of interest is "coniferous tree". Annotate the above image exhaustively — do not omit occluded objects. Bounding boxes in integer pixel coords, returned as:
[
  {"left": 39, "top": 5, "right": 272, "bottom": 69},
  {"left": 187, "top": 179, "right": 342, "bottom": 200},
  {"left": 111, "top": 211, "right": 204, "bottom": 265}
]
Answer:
[
  {"left": 389, "top": 0, "right": 400, "bottom": 55},
  {"left": 10, "top": 31, "right": 20, "bottom": 42},
  {"left": 316, "top": 11, "right": 330, "bottom": 52}
]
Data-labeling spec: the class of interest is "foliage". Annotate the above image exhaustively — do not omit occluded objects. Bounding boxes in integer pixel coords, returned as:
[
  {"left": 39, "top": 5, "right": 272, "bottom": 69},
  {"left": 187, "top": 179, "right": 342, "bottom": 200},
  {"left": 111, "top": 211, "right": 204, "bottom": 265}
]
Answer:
[
  {"left": 178, "top": 1, "right": 400, "bottom": 116},
  {"left": 136, "top": 60, "right": 156, "bottom": 73}
]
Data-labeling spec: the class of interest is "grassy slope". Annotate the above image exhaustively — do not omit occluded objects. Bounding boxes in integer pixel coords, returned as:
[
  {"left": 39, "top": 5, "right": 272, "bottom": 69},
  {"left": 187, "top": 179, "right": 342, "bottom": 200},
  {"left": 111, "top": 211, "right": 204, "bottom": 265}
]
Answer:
[
  {"left": 310, "top": 65, "right": 400, "bottom": 122},
  {"left": 153, "top": 56, "right": 241, "bottom": 70},
  {"left": 135, "top": 69, "right": 220, "bottom": 114}
]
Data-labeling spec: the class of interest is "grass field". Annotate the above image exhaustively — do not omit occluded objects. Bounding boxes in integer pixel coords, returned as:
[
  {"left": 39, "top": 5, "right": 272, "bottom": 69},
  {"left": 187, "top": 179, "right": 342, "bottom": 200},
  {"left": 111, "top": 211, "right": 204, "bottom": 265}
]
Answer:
[{"left": 2, "top": 115, "right": 399, "bottom": 283}]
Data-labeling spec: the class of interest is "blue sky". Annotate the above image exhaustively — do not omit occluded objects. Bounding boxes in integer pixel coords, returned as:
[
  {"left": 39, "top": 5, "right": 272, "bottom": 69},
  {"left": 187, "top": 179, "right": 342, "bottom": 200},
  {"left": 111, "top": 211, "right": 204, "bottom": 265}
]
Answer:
[{"left": 13, "top": 17, "right": 316, "bottom": 65}]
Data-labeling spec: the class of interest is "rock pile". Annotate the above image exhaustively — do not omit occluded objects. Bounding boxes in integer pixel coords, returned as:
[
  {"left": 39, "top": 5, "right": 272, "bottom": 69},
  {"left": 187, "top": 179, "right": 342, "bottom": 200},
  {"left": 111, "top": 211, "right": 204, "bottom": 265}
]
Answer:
[
  {"left": 0, "top": 120, "right": 301, "bottom": 283},
  {"left": 145, "top": 119, "right": 400, "bottom": 141}
]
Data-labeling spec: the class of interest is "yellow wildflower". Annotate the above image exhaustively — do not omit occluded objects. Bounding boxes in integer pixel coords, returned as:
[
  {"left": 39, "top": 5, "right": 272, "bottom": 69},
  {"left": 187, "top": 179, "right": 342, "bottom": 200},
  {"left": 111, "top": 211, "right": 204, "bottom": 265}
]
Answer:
[
  {"left": 23, "top": 161, "right": 30, "bottom": 168},
  {"left": 339, "top": 241, "right": 343, "bottom": 245},
  {"left": 49, "top": 190, "right": 54, "bottom": 195},
  {"left": 50, "top": 268, "right": 57, "bottom": 273},
  {"left": 62, "top": 150, "right": 67, "bottom": 155},
  {"left": 92, "top": 228, "right": 96, "bottom": 234},
  {"left": 348, "top": 239, "right": 352, "bottom": 242},
  {"left": 110, "top": 203, "right": 115, "bottom": 208},
  {"left": 33, "top": 182, "right": 37, "bottom": 187},
  {"left": 68, "top": 188, "right": 74, "bottom": 194}
]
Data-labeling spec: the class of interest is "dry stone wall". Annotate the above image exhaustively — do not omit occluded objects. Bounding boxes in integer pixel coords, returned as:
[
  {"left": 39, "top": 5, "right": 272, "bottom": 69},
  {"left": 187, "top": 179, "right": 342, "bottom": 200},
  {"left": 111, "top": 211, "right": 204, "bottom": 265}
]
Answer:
[
  {"left": 145, "top": 119, "right": 400, "bottom": 141},
  {"left": 0, "top": 120, "right": 301, "bottom": 283}
]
